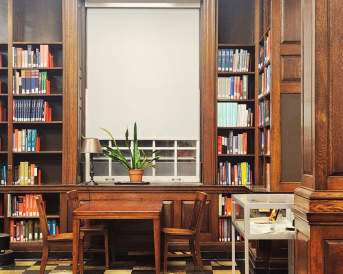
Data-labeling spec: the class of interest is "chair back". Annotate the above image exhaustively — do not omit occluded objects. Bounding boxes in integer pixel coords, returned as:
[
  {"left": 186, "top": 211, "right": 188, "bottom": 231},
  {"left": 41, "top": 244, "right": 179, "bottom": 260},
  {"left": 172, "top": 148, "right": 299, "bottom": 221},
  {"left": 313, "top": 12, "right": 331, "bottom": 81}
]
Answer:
[
  {"left": 189, "top": 192, "right": 207, "bottom": 233},
  {"left": 35, "top": 195, "right": 49, "bottom": 242},
  {"left": 67, "top": 190, "right": 81, "bottom": 211}
]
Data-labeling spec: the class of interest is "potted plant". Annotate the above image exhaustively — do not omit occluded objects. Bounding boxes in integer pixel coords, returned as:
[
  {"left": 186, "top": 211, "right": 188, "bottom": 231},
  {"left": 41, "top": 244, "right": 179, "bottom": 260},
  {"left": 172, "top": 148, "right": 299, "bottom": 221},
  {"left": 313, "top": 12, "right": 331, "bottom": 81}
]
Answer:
[{"left": 100, "top": 122, "right": 162, "bottom": 182}]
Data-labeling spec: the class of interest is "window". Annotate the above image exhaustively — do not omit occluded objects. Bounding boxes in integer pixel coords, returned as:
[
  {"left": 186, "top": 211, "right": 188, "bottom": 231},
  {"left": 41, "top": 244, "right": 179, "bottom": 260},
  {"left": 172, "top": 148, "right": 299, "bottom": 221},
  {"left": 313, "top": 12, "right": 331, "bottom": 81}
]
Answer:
[{"left": 85, "top": 2, "right": 201, "bottom": 183}]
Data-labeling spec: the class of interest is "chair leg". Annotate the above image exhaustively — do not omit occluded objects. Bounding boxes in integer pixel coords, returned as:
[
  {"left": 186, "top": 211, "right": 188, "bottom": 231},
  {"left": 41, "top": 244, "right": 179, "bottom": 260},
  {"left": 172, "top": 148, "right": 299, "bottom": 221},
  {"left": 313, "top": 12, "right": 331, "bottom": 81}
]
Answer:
[
  {"left": 39, "top": 244, "right": 49, "bottom": 274},
  {"left": 189, "top": 239, "right": 197, "bottom": 266},
  {"left": 79, "top": 238, "right": 84, "bottom": 274},
  {"left": 194, "top": 236, "right": 203, "bottom": 270},
  {"left": 163, "top": 235, "right": 169, "bottom": 273},
  {"left": 104, "top": 230, "right": 109, "bottom": 268}
]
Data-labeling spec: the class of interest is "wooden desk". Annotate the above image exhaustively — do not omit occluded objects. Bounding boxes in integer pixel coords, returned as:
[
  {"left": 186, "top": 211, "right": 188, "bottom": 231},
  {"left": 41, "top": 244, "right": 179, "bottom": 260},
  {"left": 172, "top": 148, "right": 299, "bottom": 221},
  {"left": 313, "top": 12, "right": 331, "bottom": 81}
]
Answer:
[{"left": 72, "top": 200, "right": 163, "bottom": 274}]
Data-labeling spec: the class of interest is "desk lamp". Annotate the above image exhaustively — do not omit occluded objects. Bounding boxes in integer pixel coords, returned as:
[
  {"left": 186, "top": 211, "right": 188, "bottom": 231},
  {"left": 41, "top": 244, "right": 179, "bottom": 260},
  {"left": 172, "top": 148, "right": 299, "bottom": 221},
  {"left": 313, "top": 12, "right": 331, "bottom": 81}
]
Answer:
[{"left": 81, "top": 138, "right": 103, "bottom": 185}]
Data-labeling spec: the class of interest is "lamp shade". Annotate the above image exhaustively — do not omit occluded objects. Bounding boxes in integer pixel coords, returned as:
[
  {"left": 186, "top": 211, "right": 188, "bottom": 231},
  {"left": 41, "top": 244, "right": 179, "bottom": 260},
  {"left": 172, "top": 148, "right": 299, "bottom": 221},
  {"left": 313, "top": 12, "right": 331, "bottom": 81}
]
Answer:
[{"left": 81, "top": 138, "right": 103, "bottom": 153}]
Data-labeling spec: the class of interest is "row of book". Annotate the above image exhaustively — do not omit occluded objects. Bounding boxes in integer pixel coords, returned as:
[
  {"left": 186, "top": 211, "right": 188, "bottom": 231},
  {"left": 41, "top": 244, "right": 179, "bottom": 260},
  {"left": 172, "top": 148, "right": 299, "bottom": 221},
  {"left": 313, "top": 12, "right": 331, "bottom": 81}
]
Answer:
[
  {"left": 218, "top": 132, "right": 248, "bottom": 155},
  {"left": 258, "top": 30, "right": 271, "bottom": 70},
  {"left": 13, "top": 162, "right": 41, "bottom": 186},
  {"left": 13, "top": 129, "right": 40, "bottom": 152},
  {"left": 218, "top": 220, "right": 244, "bottom": 242},
  {"left": 217, "top": 75, "right": 250, "bottom": 100},
  {"left": 0, "top": 165, "right": 6, "bottom": 185},
  {"left": 261, "top": 129, "right": 270, "bottom": 155},
  {"left": 257, "top": 100, "right": 270, "bottom": 127},
  {"left": 13, "top": 99, "right": 52, "bottom": 122},
  {"left": 12, "top": 45, "right": 54, "bottom": 68},
  {"left": 218, "top": 48, "right": 251, "bottom": 72},
  {"left": 258, "top": 65, "right": 271, "bottom": 98},
  {"left": 217, "top": 103, "right": 253, "bottom": 127},
  {"left": 218, "top": 161, "right": 252, "bottom": 185},
  {"left": 10, "top": 219, "right": 41, "bottom": 242},
  {"left": 13, "top": 70, "right": 51, "bottom": 94},
  {"left": 0, "top": 100, "right": 6, "bottom": 121},
  {"left": 8, "top": 194, "right": 41, "bottom": 217}
]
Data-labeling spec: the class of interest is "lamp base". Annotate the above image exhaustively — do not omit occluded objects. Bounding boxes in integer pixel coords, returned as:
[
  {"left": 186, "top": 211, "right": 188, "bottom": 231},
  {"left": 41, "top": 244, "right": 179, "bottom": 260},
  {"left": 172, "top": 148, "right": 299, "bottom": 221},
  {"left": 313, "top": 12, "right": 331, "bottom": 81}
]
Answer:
[{"left": 86, "top": 180, "right": 98, "bottom": 186}]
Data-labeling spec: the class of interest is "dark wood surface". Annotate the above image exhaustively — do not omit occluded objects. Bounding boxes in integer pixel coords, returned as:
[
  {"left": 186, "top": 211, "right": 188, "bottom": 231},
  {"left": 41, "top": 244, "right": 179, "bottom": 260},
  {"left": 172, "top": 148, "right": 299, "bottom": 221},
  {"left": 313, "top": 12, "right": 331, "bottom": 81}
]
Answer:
[{"left": 72, "top": 200, "right": 163, "bottom": 274}]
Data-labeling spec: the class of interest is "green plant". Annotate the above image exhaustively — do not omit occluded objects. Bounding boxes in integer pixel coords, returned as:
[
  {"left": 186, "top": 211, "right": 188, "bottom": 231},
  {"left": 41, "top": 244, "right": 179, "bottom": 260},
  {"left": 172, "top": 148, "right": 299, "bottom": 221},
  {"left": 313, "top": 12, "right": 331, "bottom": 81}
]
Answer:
[{"left": 100, "top": 122, "right": 162, "bottom": 170}]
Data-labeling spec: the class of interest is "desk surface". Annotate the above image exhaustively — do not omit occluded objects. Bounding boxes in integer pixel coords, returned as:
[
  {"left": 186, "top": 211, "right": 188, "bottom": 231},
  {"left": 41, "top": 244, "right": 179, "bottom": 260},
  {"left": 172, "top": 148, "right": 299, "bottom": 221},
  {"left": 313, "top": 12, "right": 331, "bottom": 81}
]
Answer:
[{"left": 73, "top": 200, "right": 163, "bottom": 220}]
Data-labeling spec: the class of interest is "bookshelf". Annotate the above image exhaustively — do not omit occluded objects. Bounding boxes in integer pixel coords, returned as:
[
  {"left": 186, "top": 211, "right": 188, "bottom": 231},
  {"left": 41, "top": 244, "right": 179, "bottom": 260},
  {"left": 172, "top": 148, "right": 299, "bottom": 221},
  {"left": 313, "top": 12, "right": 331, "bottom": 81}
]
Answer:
[{"left": 0, "top": 0, "right": 79, "bottom": 251}]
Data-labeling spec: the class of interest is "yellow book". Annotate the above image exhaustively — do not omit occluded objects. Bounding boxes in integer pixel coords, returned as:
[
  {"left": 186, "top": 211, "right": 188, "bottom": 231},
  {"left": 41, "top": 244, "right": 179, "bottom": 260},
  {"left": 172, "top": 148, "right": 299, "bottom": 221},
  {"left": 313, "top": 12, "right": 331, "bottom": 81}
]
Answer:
[
  {"left": 242, "top": 162, "right": 247, "bottom": 185},
  {"left": 19, "top": 162, "right": 25, "bottom": 185},
  {"left": 24, "top": 161, "right": 29, "bottom": 185}
]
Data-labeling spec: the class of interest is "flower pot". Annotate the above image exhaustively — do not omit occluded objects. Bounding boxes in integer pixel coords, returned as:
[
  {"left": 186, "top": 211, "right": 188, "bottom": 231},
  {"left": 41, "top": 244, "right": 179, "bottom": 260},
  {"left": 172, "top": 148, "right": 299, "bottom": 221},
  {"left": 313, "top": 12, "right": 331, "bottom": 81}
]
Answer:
[{"left": 128, "top": 169, "right": 144, "bottom": 182}]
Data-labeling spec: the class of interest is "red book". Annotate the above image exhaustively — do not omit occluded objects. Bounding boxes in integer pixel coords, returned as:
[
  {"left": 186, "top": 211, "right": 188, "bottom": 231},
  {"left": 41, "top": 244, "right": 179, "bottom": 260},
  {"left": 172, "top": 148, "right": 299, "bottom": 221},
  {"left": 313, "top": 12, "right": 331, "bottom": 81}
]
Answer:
[
  {"left": 10, "top": 219, "right": 14, "bottom": 241},
  {"left": 0, "top": 54, "right": 2, "bottom": 67},
  {"left": 44, "top": 45, "right": 49, "bottom": 67},
  {"left": 14, "top": 129, "right": 18, "bottom": 152},
  {"left": 243, "top": 132, "right": 247, "bottom": 154},
  {"left": 56, "top": 225, "right": 59, "bottom": 235},
  {"left": 38, "top": 169, "right": 41, "bottom": 185},
  {"left": 46, "top": 79, "right": 50, "bottom": 94},
  {"left": 32, "top": 194, "right": 37, "bottom": 216},
  {"left": 36, "top": 137, "right": 40, "bottom": 152},
  {"left": 218, "top": 136, "right": 222, "bottom": 155},
  {"left": 226, "top": 197, "right": 232, "bottom": 216},
  {"left": 40, "top": 45, "right": 44, "bottom": 67},
  {"left": 23, "top": 196, "right": 26, "bottom": 216}
]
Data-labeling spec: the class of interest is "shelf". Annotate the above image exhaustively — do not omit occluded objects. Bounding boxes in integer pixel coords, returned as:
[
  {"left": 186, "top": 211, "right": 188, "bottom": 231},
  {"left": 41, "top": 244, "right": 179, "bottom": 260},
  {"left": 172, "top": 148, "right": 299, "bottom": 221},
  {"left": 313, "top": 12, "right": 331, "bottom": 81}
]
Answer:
[
  {"left": 219, "top": 72, "right": 255, "bottom": 75},
  {"left": 9, "top": 215, "right": 59, "bottom": 219},
  {"left": 218, "top": 127, "right": 255, "bottom": 130},
  {"left": 13, "top": 121, "right": 63, "bottom": 124},
  {"left": 12, "top": 67, "right": 63, "bottom": 70},
  {"left": 218, "top": 99, "right": 255, "bottom": 102},
  {"left": 13, "top": 94, "right": 62, "bottom": 97},
  {"left": 219, "top": 154, "right": 255, "bottom": 157},
  {"left": 13, "top": 42, "right": 63, "bottom": 45},
  {"left": 218, "top": 44, "right": 255, "bottom": 48},
  {"left": 13, "top": 151, "right": 62, "bottom": 154}
]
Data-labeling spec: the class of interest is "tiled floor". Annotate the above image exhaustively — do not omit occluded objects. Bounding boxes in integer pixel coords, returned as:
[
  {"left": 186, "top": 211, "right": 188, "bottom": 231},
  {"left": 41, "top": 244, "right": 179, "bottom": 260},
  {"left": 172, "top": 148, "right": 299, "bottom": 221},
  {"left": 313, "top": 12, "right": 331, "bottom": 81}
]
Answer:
[{"left": 0, "top": 254, "right": 244, "bottom": 274}]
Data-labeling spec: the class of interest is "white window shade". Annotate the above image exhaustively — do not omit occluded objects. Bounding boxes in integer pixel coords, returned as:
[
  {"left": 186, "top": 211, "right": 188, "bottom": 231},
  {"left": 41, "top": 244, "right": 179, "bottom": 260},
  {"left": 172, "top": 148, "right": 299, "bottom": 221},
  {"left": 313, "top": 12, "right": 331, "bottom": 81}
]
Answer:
[{"left": 86, "top": 8, "right": 200, "bottom": 140}]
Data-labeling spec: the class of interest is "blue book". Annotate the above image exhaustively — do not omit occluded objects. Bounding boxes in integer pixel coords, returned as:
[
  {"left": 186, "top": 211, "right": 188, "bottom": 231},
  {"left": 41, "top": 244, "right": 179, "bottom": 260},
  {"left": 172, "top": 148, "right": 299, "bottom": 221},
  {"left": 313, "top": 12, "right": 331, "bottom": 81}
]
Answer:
[
  {"left": 261, "top": 132, "right": 264, "bottom": 154},
  {"left": 27, "top": 129, "right": 32, "bottom": 152},
  {"left": 225, "top": 49, "right": 230, "bottom": 72},
  {"left": 229, "top": 49, "right": 234, "bottom": 71},
  {"left": 221, "top": 49, "right": 226, "bottom": 73},
  {"left": 230, "top": 77, "right": 234, "bottom": 99},
  {"left": 247, "top": 163, "right": 250, "bottom": 184},
  {"left": 218, "top": 49, "right": 222, "bottom": 72},
  {"left": 237, "top": 163, "right": 242, "bottom": 185},
  {"left": 31, "top": 129, "right": 37, "bottom": 152},
  {"left": 3, "top": 166, "right": 6, "bottom": 186},
  {"left": 52, "top": 219, "right": 57, "bottom": 235},
  {"left": 48, "top": 219, "right": 52, "bottom": 235}
]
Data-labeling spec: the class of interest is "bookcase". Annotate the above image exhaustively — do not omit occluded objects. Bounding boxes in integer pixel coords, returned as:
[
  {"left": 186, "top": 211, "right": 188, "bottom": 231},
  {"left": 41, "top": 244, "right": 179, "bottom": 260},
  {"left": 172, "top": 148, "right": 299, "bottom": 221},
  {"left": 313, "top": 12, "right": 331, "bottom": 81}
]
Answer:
[{"left": 0, "top": 0, "right": 79, "bottom": 251}]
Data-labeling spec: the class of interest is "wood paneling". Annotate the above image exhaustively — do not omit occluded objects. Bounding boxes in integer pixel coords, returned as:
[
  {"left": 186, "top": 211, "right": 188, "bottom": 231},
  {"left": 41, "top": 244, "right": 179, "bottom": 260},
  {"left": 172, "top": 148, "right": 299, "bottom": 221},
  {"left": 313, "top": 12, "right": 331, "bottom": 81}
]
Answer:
[
  {"left": 181, "top": 200, "right": 210, "bottom": 233},
  {"left": 163, "top": 201, "right": 173, "bottom": 228},
  {"left": 295, "top": 230, "right": 309, "bottom": 274},
  {"left": 301, "top": 0, "right": 314, "bottom": 184},
  {"left": 329, "top": 0, "right": 343, "bottom": 175},
  {"left": 281, "top": 0, "right": 301, "bottom": 43},
  {"left": 281, "top": 56, "right": 301, "bottom": 82},
  {"left": 324, "top": 240, "right": 343, "bottom": 274}
]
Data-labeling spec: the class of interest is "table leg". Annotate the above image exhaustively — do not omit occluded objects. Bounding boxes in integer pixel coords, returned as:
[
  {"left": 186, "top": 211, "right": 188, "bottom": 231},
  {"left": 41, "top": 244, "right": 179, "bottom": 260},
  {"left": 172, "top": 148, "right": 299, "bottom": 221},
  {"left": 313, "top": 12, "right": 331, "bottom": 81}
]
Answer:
[
  {"left": 245, "top": 237, "right": 249, "bottom": 274},
  {"left": 153, "top": 219, "right": 161, "bottom": 274},
  {"left": 288, "top": 239, "right": 295, "bottom": 274},
  {"left": 232, "top": 225, "right": 236, "bottom": 273},
  {"left": 73, "top": 219, "right": 80, "bottom": 274}
]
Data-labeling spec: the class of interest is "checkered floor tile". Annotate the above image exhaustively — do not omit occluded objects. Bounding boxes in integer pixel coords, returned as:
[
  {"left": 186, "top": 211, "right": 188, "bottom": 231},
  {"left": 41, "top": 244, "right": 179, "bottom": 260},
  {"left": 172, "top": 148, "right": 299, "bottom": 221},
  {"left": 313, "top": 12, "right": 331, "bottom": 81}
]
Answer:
[{"left": 0, "top": 255, "right": 244, "bottom": 274}]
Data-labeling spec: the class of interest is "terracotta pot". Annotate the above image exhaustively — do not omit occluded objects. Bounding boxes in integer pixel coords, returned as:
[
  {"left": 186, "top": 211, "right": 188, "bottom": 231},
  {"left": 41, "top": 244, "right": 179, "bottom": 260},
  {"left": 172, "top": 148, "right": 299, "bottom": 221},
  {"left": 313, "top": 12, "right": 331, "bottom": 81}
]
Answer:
[{"left": 128, "top": 169, "right": 144, "bottom": 182}]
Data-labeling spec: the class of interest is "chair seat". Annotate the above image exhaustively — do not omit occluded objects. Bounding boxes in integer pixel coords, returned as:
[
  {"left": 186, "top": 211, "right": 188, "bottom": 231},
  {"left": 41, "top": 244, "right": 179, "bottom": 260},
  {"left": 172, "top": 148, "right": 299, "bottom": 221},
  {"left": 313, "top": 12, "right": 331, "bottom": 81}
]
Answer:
[
  {"left": 48, "top": 232, "right": 84, "bottom": 242},
  {"left": 162, "top": 228, "right": 196, "bottom": 237},
  {"left": 80, "top": 224, "right": 108, "bottom": 232}
]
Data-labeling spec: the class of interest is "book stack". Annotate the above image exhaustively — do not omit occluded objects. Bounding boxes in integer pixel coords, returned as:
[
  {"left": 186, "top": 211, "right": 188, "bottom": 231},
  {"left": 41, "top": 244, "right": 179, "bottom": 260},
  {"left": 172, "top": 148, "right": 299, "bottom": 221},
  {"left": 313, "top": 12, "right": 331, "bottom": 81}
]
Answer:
[
  {"left": 218, "top": 161, "right": 252, "bottom": 185},
  {"left": 218, "top": 131, "right": 248, "bottom": 155},
  {"left": 258, "top": 66, "right": 271, "bottom": 98},
  {"left": 12, "top": 45, "right": 54, "bottom": 68},
  {"left": 218, "top": 48, "right": 251, "bottom": 72},
  {"left": 218, "top": 75, "right": 250, "bottom": 99},
  {"left": 257, "top": 100, "right": 270, "bottom": 127},
  {"left": 13, "top": 70, "right": 50, "bottom": 94},
  {"left": 7, "top": 194, "right": 41, "bottom": 217},
  {"left": 12, "top": 99, "right": 52, "bottom": 122},
  {"left": 217, "top": 103, "right": 253, "bottom": 127},
  {"left": 10, "top": 219, "right": 45, "bottom": 242},
  {"left": 13, "top": 162, "right": 41, "bottom": 185},
  {"left": 13, "top": 129, "right": 40, "bottom": 152}
]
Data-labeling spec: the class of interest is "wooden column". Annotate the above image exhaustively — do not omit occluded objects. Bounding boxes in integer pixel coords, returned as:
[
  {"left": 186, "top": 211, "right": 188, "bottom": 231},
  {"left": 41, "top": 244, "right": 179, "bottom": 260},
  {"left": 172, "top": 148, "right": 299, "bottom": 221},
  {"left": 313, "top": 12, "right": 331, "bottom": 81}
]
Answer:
[{"left": 293, "top": 0, "right": 343, "bottom": 273}]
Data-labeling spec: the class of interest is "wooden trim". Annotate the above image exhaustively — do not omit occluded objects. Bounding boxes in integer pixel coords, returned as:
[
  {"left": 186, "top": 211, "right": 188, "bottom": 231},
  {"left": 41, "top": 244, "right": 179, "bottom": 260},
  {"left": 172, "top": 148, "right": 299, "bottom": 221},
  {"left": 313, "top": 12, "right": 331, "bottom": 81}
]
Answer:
[
  {"left": 63, "top": 0, "right": 79, "bottom": 185},
  {"left": 200, "top": 0, "right": 217, "bottom": 185}
]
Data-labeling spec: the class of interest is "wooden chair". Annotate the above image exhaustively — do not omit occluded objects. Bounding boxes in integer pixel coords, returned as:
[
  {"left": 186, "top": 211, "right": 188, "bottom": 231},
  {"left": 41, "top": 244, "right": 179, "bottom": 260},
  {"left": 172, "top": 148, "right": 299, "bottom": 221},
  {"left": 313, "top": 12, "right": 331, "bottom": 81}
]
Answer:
[
  {"left": 67, "top": 190, "right": 111, "bottom": 267},
  {"left": 162, "top": 191, "right": 207, "bottom": 273},
  {"left": 35, "top": 195, "right": 84, "bottom": 274}
]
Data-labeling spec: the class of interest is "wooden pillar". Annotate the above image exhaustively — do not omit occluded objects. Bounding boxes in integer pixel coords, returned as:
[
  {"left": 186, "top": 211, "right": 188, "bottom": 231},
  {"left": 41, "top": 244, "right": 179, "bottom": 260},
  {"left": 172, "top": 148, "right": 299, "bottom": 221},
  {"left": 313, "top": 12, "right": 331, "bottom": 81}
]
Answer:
[{"left": 293, "top": 0, "right": 343, "bottom": 273}]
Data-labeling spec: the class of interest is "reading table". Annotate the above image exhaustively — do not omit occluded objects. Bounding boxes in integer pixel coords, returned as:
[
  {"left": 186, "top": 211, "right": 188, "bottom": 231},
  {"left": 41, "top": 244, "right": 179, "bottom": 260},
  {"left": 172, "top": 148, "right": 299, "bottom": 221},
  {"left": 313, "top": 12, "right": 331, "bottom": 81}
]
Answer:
[{"left": 72, "top": 200, "right": 163, "bottom": 274}]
